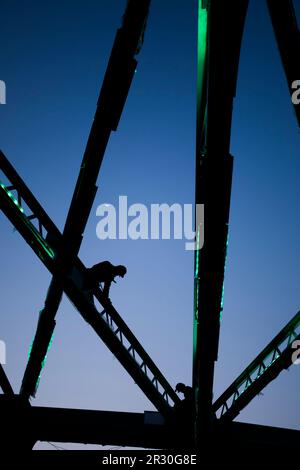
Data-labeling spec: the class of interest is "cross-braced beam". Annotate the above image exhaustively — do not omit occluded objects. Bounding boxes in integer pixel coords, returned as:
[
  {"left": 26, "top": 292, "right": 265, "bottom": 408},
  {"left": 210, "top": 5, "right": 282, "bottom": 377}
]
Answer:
[
  {"left": 0, "top": 150, "right": 180, "bottom": 417},
  {"left": 20, "top": 0, "right": 152, "bottom": 400},
  {"left": 213, "top": 311, "right": 300, "bottom": 421}
]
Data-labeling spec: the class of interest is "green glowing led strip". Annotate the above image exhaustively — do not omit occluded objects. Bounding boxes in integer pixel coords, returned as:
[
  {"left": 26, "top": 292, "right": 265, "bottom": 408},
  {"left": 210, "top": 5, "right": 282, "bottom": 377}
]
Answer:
[
  {"left": 0, "top": 182, "right": 24, "bottom": 213},
  {"left": 0, "top": 181, "right": 55, "bottom": 259},
  {"left": 197, "top": 1, "right": 208, "bottom": 115},
  {"left": 220, "top": 231, "right": 229, "bottom": 320},
  {"left": 34, "top": 333, "right": 55, "bottom": 392}
]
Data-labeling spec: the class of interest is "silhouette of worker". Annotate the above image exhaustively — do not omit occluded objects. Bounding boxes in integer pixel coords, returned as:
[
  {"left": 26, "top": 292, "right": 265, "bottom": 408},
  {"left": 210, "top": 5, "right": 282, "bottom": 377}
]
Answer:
[
  {"left": 175, "top": 382, "right": 193, "bottom": 400},
  {"left": 174, "top": 382, "right": 195, "bottom": 425},
  {"left": 84, "top": 261, "right": 127, "bottom": 302}
]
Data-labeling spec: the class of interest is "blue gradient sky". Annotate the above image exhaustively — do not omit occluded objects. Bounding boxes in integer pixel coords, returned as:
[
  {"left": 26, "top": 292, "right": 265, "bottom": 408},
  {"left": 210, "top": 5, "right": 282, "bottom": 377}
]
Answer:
[{"left": 1, "top": 0, "right": 300, "bottom": 449}]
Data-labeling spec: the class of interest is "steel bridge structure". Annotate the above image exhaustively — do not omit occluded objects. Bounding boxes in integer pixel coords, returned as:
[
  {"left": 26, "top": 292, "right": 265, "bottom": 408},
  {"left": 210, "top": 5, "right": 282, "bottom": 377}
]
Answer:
[{"left": 0, "top": 0, "right": 300, "bottom": 461}]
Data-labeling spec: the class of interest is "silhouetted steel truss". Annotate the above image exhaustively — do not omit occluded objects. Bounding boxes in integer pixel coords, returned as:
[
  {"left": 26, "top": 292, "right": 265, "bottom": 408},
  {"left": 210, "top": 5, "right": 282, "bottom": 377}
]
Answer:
[{"left": 0, "top": 0, "right": 299, "bottom": 457}]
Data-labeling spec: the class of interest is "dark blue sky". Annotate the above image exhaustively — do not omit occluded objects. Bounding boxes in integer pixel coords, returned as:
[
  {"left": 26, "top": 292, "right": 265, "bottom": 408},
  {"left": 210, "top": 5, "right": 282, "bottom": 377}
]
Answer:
[{"left": 1, "top": 0, "right": 300, "bottom": 449}]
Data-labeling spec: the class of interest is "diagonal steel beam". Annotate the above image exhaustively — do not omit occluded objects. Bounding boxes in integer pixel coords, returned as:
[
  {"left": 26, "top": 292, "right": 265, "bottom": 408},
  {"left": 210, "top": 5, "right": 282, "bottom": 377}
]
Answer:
[
  {"left": 213, "top": 311, "right": 300, "bottom": 421},
  {"left": 19, "top": 0, "right": 151, "bottom": 399},
  {"left": 0, "top": 151, "right": 180, "bottom": 417},
  {"left": 0, "top": 364, "right": 14, "bottom": 395},
  {"left": 267, "top": 0, "right": 300, "bottom": 127}
]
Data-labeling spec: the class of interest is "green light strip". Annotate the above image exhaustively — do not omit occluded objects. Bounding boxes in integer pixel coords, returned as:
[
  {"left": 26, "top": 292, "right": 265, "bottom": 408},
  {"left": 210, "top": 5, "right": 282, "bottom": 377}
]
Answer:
[
  {"left": 197, "top": 1, "right": 208, "bottom": 116},
  {"left": 193, "top": 282, "right": 199, "bottom": 360},
  {"left": 31, "top": 332, "right": 55, "bottom": 394},
  {"left": 0, "top": 182, "right": 24, "bottom": 213},
  {"left": 1, "top": 181, "right": 56, "bottom": 393},
  {"left": 25, "top": 219, "right": 55, "bottom": 260},
  {"left": 229, "top": 330, "right": 299, "bottom": 407},
  {"left": 220, "top": 230, "right": 229, "bottom": 320},
  {"left": 193, "top": 1, "right": 208, "bottom": 369},
  {"left": 235, "top": 352, "right": 281, "bottom": 401},
  {"left": 27, "top": 340, "right": 34, "bottom": 360},
  {"left": 0, "top": 181, "right": 55, "bottom": 259},
  {"left": 194, "top": 224, "right": 201, "bottom": 355},
  {"left": 195, "top": 225, "right": 201, "bottom": 279}
]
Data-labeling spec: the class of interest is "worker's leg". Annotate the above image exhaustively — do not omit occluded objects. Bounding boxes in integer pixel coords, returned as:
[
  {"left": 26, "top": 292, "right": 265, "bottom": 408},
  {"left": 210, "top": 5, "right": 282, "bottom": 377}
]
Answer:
[{"left": 84, "top": 289, "right": 95, "bottom": 306}]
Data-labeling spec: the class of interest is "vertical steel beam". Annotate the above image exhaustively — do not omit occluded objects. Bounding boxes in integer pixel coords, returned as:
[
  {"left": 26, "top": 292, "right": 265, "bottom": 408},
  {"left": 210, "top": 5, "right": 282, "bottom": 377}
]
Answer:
[{"left": 193, "top": 0, "right": 249, "bottom": 450}]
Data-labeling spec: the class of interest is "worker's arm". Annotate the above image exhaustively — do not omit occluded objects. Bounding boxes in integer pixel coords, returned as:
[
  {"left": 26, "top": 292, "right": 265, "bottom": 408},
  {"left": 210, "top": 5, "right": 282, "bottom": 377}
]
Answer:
[{"left": 103, "top": 280, "right": 112, "bottom": 298}]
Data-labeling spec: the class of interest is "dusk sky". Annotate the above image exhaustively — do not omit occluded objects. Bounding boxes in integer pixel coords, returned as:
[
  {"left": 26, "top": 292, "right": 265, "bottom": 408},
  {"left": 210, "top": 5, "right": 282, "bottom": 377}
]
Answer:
[{"left": 1, "top": 0, "right": 300, "bottom": 450}]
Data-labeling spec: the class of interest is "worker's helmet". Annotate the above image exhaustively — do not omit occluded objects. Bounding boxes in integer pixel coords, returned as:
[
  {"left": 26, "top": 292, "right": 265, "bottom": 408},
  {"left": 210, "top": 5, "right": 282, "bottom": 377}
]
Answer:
[
  {"left": 115, "top": 265, "right": 127, "bottom": 277},
  {"left": 175, "top": 382, "right": 186, "bottom": 394}
]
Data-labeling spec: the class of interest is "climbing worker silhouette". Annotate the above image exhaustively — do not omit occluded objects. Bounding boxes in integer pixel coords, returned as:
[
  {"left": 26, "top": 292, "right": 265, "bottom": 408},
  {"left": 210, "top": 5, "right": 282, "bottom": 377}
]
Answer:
[
  {"left": 174, "top": 382, "right": 195, "bottom": 425},
  {"left": 175, "top": 382, "right": 193, "bottom": 400},
  {"left": 84, "top": 261, "right": 127, "bottom": 303}
]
